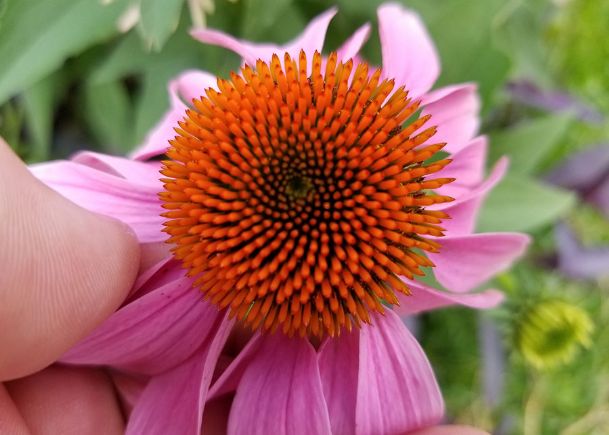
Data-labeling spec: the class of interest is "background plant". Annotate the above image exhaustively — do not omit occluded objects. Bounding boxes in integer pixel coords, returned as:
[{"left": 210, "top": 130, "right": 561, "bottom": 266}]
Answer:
[{"left": 1, "top": 0, "right": 607, "bottom": 433}]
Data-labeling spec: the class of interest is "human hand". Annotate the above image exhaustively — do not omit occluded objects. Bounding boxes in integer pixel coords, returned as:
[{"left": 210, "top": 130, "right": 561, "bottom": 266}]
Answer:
[{"left": 0, "top": 139, "right": 140, "bottom": 433}]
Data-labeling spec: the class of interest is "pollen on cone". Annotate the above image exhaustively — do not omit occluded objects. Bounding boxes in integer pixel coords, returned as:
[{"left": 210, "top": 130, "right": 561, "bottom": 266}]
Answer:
[{"left": 160, "top": 50, "right": 453, "bottom": 338}]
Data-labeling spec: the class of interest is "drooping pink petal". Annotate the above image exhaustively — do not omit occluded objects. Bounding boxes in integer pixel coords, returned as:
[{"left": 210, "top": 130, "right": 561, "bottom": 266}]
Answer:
[
  {"left": 72, "top": 151, "right": 162, "bottom": 187},
  {"left": 61, "top": 273, "right": 223, "bottom": 375},
  {"left": 434, "top": 157, "right": 508, "bottom": 235},
  {"left": 422, "top": 84, "right": 480, "bottom": 154},
  {"left": 429, "top": 232, "right": 530, "bottom": 293},
  {"left": 336, "top": 23, "right": 371, "bottom": 61},
  {"left": 126, "top": 315, "right": 233, "bottom": 435},
  {"left": 228, "top": 334, "right": 332, "bottom": 435},
  {"left": 357, "top": 310, "right": 443, "bottom": 434},
  {"left": 378, "top": 3, "right": 440, "bottom": 98},
  {"left": 318, "top": 330, "right": 359, "bottom": 435},
  {"left": 207, "top": 333, "right": 264, "bottom": 400},
  {"left": 439, "top": 137, "right": 487, "bottom": 197},
  {"left": 191, "top": 8, "right": 337, "bottom": 66},
  {"left": 31, "top": 160, "right": 164, "bottom": 243},
  {"left": 395, "top": 281, "right": 504, "bottom": 315}
]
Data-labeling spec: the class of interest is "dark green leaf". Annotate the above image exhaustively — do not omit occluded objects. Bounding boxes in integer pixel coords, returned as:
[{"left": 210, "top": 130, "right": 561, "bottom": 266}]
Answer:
[
  {"left": 82, "top": 81, "right": 133, "bottom": 153},
  {"left": 133, "top": 70, "right": 174, "bottom": 146},
  {"left": 0, "top": 101, "right": 25, "bottom": 155},
  {"left": 21, "top": 71, "right": 64, "bottom": 162}
]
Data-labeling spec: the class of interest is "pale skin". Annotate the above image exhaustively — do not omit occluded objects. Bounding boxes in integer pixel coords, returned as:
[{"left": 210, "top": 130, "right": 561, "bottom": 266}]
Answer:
[{"left": 0, "top": 139, "right": 488, "bottom": 435}]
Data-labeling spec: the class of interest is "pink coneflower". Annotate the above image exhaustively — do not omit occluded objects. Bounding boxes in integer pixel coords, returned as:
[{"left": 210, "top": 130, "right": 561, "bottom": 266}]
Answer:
[{"left": 32, "top": 3, "right": 529, "bottom": 434}]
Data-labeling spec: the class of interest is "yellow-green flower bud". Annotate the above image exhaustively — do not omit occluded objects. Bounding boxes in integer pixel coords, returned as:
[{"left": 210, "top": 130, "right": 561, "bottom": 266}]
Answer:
[{"left": 516, "top": 299, "right": 593, "bottom": 369}]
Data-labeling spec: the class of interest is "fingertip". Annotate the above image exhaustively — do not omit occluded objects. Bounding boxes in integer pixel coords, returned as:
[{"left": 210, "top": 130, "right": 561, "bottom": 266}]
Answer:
[{"left": 0, "top": 141, "right": 141, "bottom": 380}]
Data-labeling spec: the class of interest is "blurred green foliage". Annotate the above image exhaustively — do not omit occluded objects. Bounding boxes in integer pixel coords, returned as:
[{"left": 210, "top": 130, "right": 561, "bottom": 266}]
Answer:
[
  {"left": 549, "top": 0, "right": 609, "bottom": 112},
  {"left": 0, "top": 0, "right": 608, "bottom": 433}
]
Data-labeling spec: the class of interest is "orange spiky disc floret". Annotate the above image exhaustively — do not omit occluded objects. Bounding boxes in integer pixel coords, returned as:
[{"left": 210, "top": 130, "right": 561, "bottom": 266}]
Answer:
[{"left": 160, "top": 51, "right": 454, "bottom": 338}]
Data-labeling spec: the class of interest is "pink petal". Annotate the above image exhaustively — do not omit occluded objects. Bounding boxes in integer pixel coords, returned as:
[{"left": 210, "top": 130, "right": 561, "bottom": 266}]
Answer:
[
  {"left": 31, "top": 160, "right": 164, "bottom": 243},
  {"left": 395, "top": 281, "right": 504, "bottom": 315},
  {"left": 318, "top": 330, "right": 359, "bottom": 435},
  {"left": 378, "top": 3, "right": 440, "bottom": 98},
  {"left": 429, "top": 232, "right": 531, "bottom": 293},
  {"left": 422, "top": 84, "right": 480, "bottom": 154},
  {"left": 434, "top": 157, "right": 508, "bottom": 235},
  {"left": 130, "top": 101, "right": 185, "bottom": 161},
  {"left": 173, "top": 70, "right": 217, "bottom": 103},
  {"left": 357, "top": 310, "right": 443, "bottom": 434},
  {"left": 191, "top": 8, "right": 337, "bottom": 66},
  {"left": 71, "top": 151, "right": 162, "bottom": 187},
  {"left": 131, "top": 70, "right": 216, "bottom": 161},
  {"left": 127, "top": 315, "right": 233, "bottom": 435},
  {"left": 439, "top": 137, "right": 487, "bottom": 198},
  {"left": 336, "top": 23, "right": 371, "bottom": 61},
  {"left": 129, "top": 256, "right": 182, "bottom": 301},
  {"left": 228, "top": 335, "right": 332, "bottom": 435},
  {"left": 61, "top": 274, "right": 223, "bottom": 375},
  {"left": 207, "top": 333, "right": 263, "bottom": 400}
]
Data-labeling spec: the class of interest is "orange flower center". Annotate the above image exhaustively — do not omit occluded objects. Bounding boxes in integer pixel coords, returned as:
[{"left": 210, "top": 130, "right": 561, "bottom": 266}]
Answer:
[{"left": 160, "top": 51, "right": 453, "bottom": 338}]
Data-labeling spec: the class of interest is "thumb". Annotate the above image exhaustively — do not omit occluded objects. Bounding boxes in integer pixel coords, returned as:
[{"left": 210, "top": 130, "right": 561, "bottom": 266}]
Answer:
[{"left": 0, "top": 140, "right": 140, "bottom": 380}]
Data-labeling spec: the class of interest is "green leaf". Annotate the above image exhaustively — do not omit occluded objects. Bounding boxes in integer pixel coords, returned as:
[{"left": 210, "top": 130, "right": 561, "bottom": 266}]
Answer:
[
  {"left": 89, "top": 32, "right": 153, "bottom": 85},
  {"left": 489, "top": 114, "right": 573, "bottom": 175},
  {"left": 90, "top": 14, "right": 240, "bottom": 150},
  {"left": 406, "top": 0, "right": 511, "bottom": 108},
  {"left": 0, "top": 0, "right": 8, "bottom": 27},
  {"left": 82, "top": 81, "right": 133, "bottom": 153},
  {"left": 493, "top": 1, "right": 554, "bottom": 86},
  {"left": 0, "top": 0, "right": 129, "bottom": 104},
  {"left": 133, "top": 70, "right": 174, "bottom": 146},
  {"left": 477, "top": 174, "right": 576, "bottom": 233},
  {"left": 91, "top": 17, "right": 235, "bottom": 86},
  {"left": 139, "top": 0, "right": 185, "bottom": 51},
  {"left": 0, "top": 101, "right": 25, "bottom": 155},
  {"left": 21, "top": 71, "right": 64, "bottom": 162},
  {"left": 240, "top": 0, "right": 299, "bottom": 41}
]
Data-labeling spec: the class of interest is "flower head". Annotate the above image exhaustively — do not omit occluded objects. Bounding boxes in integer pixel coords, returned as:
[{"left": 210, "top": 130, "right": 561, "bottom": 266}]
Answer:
[
  {"left": 31, "top": 4, "right": 530, "bottom": 434},
  {"left": 161, "top": 51, "right": 453, "bottom": 337}
]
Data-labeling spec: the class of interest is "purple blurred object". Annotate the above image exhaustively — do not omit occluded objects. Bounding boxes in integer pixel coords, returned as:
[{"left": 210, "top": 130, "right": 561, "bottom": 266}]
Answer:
[
  {"left": 555, "top": 222, "right": 609, "bottom": 280},
  {"left": 547, "top": 145, "right": 609, "bottom": 280},
  {"left": 546, "top": 144, "right": 609, "bottom": 216},
  {"left": 507, "top": 80, "right": 603, "bottom": 124},
  {"left": 479, "top": 314, "right": 504, "bottom": 408}
]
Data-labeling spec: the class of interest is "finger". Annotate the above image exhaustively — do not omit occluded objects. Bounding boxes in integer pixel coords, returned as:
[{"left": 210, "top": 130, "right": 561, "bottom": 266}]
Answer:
[
  {"left": 0, "top": 384, "right": 29, "bottom": 434},
  {"left": 0, "top": 140, "right": 140, "bottom": 380},
  {"left": 410, "top": 425, "right": 490, "bottom": 435},
  {"left": 6, "top": 365, "right": 124, "bottom": 435}
]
